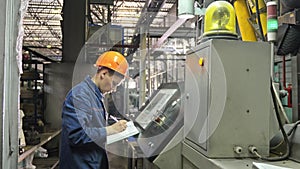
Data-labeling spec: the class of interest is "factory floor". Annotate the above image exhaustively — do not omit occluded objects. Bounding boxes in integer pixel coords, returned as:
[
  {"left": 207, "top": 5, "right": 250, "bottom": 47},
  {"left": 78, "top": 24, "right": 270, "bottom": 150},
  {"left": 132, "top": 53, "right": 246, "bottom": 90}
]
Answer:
[
  {"left": 32, "top": 151, "right": 128, "bottom": 169},
  {"left": 32, "top": 141, "right": 131, "bottom": 169},
  {"left": 31, "top": 140, "right": 129, "bottom": 169},
  {"left": 32, "top": 154, "right": 127, "bottom": 169}
]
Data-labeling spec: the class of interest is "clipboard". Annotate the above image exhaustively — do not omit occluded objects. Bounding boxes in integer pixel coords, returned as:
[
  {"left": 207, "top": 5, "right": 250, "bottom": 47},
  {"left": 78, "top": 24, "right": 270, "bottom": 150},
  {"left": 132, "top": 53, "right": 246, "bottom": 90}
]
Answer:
[{"left": 107, "top": 121, "right": 139, "bottom": 144}]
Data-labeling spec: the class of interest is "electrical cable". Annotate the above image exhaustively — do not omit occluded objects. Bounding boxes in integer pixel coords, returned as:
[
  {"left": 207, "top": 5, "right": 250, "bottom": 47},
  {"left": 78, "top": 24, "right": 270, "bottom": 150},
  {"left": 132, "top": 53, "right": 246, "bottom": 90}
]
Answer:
[
  {"left": 272, "top": 82, "right": 290, "bottom": 124},
  {"left": 254, "top": 151, "right": 262, "bottom": 158},
  {"left": 252, "top": 79, "right": 290, "bottom": 161},
  {"left": 277, "top": 0, "right": 281, "bottom": 16},
  {"left": 287, "top": 120, "right": 300, "bottom": 136},
  {"left": 255, "top": 0, "right": 266, "bottom": 41}
]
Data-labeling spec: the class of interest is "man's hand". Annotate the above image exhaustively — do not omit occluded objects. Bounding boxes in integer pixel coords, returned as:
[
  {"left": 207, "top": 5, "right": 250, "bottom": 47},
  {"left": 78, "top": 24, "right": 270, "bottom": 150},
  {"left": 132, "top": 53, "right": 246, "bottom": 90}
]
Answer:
[{"left": 106, "top": 120, "right": 127, "bottom": 135}]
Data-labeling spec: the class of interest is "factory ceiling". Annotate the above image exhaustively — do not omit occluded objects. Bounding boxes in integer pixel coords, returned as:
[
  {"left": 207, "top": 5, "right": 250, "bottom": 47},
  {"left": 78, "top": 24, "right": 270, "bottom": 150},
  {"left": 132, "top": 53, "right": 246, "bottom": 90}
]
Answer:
[
  {"left": 23, "top": 0, "right": 178, "bottom": 62},
  {"left": 23, "top": 0, "right": 63, "bottom": 61}
]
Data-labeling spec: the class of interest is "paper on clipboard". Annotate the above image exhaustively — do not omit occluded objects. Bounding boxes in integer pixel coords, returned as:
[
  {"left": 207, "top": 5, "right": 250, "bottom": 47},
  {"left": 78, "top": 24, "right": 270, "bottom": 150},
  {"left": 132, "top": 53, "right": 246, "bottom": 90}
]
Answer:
[
  {"left": 253, "top": 162, "right": 292, "bottom": 169},
  {"left": 107, "top": 121, "right": 139, "bottom": 144}
]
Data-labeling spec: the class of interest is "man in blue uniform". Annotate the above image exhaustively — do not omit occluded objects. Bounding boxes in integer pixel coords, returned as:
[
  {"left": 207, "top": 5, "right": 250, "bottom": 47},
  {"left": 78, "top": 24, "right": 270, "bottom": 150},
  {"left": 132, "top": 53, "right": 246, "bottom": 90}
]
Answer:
[{"left": 59, "top": 51, "right": 129, "bottom": 169}]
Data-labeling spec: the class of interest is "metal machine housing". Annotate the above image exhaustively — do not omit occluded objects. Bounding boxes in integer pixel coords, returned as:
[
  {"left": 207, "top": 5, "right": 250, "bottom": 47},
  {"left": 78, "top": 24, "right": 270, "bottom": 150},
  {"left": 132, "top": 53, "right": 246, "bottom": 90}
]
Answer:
[{"left": 184, "top": 39, "right": 271, "bottom": 158}]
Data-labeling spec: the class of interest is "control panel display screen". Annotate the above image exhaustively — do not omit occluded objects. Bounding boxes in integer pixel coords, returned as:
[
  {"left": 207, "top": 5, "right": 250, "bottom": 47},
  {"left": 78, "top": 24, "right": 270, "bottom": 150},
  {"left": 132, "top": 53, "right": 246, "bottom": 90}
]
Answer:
[{"left": 135, "top": 89, "right": 177, "bottom": 129}]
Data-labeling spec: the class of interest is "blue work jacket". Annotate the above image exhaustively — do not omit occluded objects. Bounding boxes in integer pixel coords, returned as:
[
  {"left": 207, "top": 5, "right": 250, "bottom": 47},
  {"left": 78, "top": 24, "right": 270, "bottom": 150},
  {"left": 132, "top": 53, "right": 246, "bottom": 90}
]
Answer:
[{"left": 59, "top": 76, "right": 109, "bottom": 169}]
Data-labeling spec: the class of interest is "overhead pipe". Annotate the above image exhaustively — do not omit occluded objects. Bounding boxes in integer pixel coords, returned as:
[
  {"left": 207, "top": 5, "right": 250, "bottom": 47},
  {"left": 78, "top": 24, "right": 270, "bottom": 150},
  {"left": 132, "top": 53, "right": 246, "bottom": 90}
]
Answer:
[
  {"left": 153, "top": 0, "right": 207, "bottom": 50},
  {"left": 139, "top": 27, "right": 147, "bottom": 108},
  {"left": 234, "top": 0, "right": 257, "bottom": 41},
  {"left": 178, "top": 0, "right": 195, "bottom": 19},
  {"left": 282, "top": 55, "right": 286, "bottom": 89},
  {"left": 247, "top": 0, "right": 267, "bottom": 40}
]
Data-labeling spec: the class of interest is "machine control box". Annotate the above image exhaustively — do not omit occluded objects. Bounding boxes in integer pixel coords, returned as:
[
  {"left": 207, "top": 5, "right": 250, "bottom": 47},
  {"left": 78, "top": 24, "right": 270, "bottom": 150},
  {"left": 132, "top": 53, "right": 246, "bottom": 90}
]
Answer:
[
  {"left": 135, "top": 83, "right": 184, "bottom": 161},
  {"left": 184, "top": 39, "right": 272, "bottom": 158}
]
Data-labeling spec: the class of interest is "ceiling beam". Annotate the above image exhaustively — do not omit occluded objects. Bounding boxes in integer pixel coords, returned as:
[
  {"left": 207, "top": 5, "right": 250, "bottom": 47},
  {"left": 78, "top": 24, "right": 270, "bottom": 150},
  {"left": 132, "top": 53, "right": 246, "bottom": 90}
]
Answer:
[
  {"left": 126, "top": 0, "right": 169, "bottom": 62},
  {"left": 151, "top": 18, "right": 188, "bottom": 50},
  {"left": 23, "top": 46, "right": 60, "bottom": 62}
]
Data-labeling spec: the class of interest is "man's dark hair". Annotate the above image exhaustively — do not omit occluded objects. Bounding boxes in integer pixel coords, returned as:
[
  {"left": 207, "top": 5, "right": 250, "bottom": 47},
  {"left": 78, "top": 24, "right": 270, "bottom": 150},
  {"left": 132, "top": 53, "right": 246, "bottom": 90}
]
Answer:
[{"left": 97, "top": 66, "right": 124, "bottom": 79}]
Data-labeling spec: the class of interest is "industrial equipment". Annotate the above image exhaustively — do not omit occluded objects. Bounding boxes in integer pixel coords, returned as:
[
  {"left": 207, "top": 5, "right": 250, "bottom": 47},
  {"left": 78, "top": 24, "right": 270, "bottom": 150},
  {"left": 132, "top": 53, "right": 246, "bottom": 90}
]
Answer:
[
  {"left": 179, "top": 1, "right": 300, "bottom": 168},
  {"left": 270, "top": 122, "right": 300, "bottom": 163},
  {"left": 184, "top": 39, "right": 272, "bottom": 158},
  {"left": 128, "top": 1, "right": 300, "bottom": 168},
  {"left": 234, "top": 0, "right": 257, "bottom": 41},
  {"left": 203, "top": 1, "right": 237, "bottom": 38},
  {"left": 135, "top": 83, "right": 184, "bottom": 162}
]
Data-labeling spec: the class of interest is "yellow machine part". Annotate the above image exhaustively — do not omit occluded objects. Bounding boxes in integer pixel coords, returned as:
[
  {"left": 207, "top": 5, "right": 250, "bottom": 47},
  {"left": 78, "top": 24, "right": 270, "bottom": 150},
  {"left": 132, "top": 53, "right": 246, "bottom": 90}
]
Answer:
[
  {"left": 247, "top": 0, "right": 267, "bottom": 38},
  {"left": 203, "top": 1, "right": 237, "bottom": 36},
  {"left": 234, "top": 0, "right": 257, "bottom": 41}
]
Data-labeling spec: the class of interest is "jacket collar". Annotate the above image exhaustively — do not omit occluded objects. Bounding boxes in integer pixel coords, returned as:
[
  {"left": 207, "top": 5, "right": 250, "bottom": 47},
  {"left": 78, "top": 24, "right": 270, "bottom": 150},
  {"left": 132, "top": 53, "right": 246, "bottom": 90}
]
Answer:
[{"left": 84, "top": 76, "right": 104, "bottom": 100}]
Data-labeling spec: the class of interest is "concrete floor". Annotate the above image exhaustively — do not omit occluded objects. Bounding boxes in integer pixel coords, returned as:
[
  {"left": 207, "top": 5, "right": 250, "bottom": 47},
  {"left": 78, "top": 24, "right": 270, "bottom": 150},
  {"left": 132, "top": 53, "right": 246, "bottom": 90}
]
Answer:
[
  {"left": 30, "top": 140, "right": 130, "bottom": 169},
  {"left": 32, "top": 152, "right": 128, "bottom": 169}
]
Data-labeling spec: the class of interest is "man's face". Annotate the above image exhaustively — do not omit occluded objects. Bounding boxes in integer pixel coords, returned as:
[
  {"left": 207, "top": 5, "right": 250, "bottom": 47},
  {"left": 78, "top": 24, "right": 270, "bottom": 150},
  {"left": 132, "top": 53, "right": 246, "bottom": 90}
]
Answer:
[{"left": 101, "top": 72, "right": 124, "bottom": 94}]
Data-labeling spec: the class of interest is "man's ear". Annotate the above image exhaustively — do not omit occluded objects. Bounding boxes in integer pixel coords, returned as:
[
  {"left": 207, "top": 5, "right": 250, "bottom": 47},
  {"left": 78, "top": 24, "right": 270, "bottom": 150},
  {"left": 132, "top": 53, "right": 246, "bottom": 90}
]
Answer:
[{"left": 99, "top": 69, "right": 108, "bottom": 79}]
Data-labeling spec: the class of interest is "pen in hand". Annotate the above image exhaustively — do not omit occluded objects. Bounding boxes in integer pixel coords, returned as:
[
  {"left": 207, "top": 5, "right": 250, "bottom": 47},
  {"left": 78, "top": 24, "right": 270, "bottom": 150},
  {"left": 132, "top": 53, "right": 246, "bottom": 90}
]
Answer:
[
  {"left": 107, "top": 116, "right": 127, "bottom": 135},
  {"left": 110, "top": 115, "right": 119, "bottom": 122}
]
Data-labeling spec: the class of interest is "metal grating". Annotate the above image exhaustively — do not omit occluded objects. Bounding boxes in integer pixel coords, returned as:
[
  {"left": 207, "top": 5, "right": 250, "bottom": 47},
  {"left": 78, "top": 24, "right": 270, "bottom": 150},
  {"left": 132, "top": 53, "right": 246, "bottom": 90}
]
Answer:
[
  {"left": 23, "top": 0, "right": 63, "bottom": 61},
  {"left": 22, "top": 0, "right": 177, "bottom": 61}
]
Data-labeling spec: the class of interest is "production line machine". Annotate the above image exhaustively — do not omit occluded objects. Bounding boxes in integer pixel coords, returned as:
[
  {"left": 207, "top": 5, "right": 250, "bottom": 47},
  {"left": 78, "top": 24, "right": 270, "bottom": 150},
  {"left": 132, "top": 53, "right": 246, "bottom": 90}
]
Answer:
[
  {"left": 184, "top": 39, "right": 272, "bottom": 159},
  {"left": 134, "top": 82, "right": 184, "bottom": 164},
  {"left": 182, "top": 39, "right": 273, "bottom": 168},
  {"left": 132, "top": 39, "right": 272, "bottom": 168},
  {"left": 129, "top": 38, "right": 300, "bottom": 169},
  {"left": 128, "top": 0, "right": 300, "bottom": 168}
]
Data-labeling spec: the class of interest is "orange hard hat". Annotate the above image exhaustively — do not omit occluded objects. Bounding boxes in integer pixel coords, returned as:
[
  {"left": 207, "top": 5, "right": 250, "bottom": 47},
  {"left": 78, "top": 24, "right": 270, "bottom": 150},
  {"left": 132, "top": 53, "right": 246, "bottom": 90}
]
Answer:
[{"left": 95, "top": 51, "right": 129, "bottom": 76}]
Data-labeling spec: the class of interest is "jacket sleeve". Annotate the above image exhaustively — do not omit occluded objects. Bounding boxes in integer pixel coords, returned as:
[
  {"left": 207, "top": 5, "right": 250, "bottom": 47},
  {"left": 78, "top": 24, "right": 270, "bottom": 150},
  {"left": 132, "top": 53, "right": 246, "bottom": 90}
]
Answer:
[{"left": 62, "top": 92, "right": 107, "bottom": 147}]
